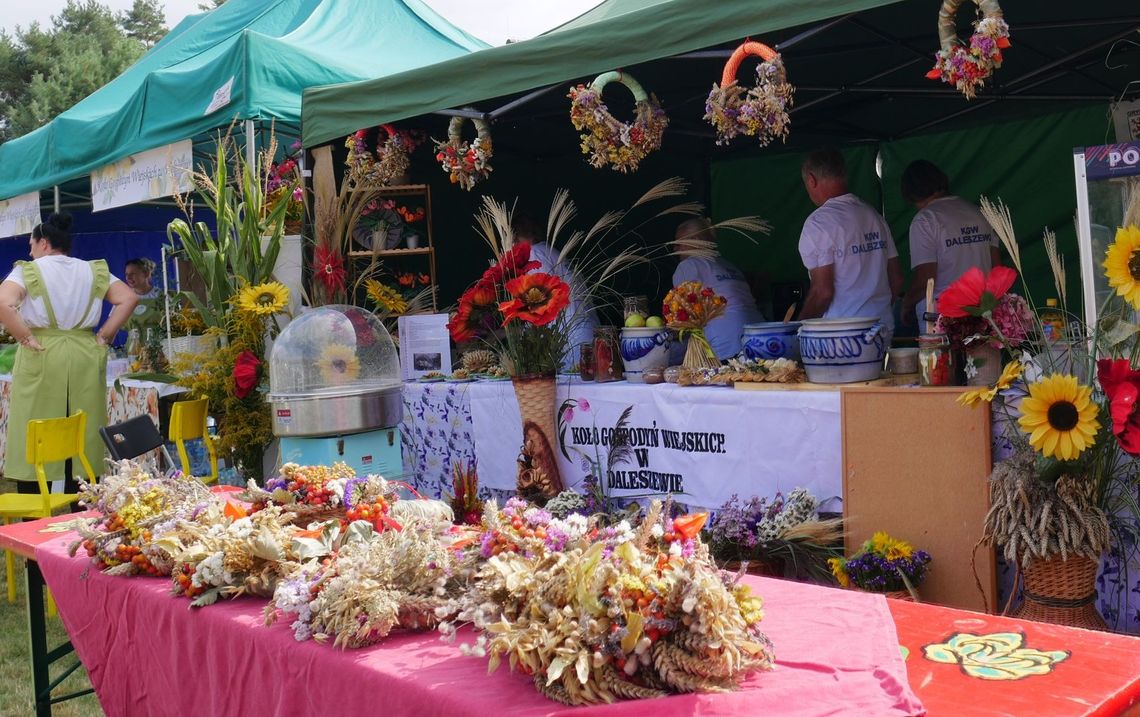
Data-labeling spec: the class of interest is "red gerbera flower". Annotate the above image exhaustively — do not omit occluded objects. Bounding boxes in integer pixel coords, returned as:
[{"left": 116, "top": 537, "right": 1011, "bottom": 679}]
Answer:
[
  {"left": 937, "top": 266, "right": 1017, "bottom": 318},
  {"left": 1098, "top": 359, "right": 1140, "bottom": 455},
  {"left": 232, "top": 350, "right": 261, "bottom": 399},
  {"left": 498, "top": 273, "right": 570, "bottom": 327},
  {"left": 313, "top": 245, "right": 346, "bottom": 295}
]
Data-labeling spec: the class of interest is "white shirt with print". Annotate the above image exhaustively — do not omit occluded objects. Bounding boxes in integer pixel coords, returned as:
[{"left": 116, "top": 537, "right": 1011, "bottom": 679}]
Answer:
[
  {"left": 908, "top": 195, "right": 997, "bottom": 320},
  {"left": 798, "top": 193, "right": 897, "bottom": 331}
]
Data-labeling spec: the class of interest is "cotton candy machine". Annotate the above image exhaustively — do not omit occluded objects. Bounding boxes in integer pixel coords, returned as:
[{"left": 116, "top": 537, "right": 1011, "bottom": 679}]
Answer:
[{"left": 268, "top": 305, "right": 403, "bottom": 476}]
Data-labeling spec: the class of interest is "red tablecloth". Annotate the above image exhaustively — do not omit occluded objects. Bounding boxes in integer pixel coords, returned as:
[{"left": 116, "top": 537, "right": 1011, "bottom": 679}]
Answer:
[
  {"left": 29, "top": 528, "right": 1140, "bottom": 717},
  {"left": 35, "top": 533, "right": 925, "bottom": 717}
]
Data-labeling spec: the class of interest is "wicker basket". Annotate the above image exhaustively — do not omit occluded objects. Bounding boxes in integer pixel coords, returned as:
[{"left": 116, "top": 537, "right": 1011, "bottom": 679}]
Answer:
[
  {"left": 512, "top": 375, "right": 564, "bottom": 497},
  {"left": 1010, "top": 554, "right": 1107, "bottom": 630},
  {"left": 164, "top": 334, "right": 216, "bottom": 366}
]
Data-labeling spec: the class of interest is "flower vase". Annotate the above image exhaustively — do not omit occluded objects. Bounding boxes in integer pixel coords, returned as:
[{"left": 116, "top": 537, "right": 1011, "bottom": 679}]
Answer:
[
  {"left": 681, "top": 329, "right": 719, "bottom": 370},
  {"left": 511, "top": 375, "right": 564, "bottom": 498},
  {"left": 1010, "top": 554, "right": 1107, "bottom": 630},
  {"left": 405, "top": 233, "right": 420, "bottom": 250},
  {"left": 965, "top": 343, "right": 1002, "bottom": 386}
]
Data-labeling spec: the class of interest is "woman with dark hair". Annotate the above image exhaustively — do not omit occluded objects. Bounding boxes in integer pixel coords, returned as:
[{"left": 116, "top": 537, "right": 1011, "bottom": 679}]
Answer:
[{"left": 0, "top": 213, "right": 139, "bottom": 491}]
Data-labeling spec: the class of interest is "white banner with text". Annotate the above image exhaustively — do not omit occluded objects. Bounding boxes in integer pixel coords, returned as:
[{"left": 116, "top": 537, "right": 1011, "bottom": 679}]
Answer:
[
  {"left": 0, "top": 192, "right": 41, "bottom": 239},
  {"left": 469, "top": 379, "right": 842, "bottom": 510},
  {"left": 90, "top": 139, "right": 194, "bottom": 212}
]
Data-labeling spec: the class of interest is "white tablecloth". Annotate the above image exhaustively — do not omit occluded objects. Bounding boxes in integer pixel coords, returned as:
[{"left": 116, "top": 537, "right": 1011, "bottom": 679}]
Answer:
[{"left": 402, "top": 379, "right": 842, "bottom": 512}]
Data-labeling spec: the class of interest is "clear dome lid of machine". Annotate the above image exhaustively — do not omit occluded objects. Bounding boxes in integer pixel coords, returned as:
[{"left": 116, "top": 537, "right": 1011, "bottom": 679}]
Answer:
[{"left": 269, "top": 305, "right": 400, "bottom": 397}]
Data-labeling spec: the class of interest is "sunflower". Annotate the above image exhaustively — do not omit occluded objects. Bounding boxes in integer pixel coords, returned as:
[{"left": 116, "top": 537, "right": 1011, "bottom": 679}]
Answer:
[
  {"left": 958, "top": 360, "right": 1023, "bottom": 408},
  {"left": 1017, "top": 374, "right": 1101, "bottom": 461},
  {"left": 364, "top": 279, "right": 408, "bottom": 315},
  {"left": 317, "top": 343, "right": 361, "bottom": 386},
  {"left": 1103, "top": 225, "right": 1140, "bottom": 309},
  {"left": 827, "top": 557, "right": 849, "bottom": 588},
  {"left": 236, "top": 282, "right": 290, "bottom": 316},
  {"left": 498, "top": 272, "right": 570, "bottom": 326}
]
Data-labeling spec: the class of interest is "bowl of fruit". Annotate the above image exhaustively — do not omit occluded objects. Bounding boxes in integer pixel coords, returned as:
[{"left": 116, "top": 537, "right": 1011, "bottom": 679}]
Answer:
[{"left": 620, "top": 313, "right": 672, "bottom": 383}]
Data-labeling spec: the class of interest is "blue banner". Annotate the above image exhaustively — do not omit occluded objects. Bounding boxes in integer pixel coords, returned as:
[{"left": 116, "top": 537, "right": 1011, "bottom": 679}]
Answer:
[{"left": 1083, "top": 142, "right": 1140, "bottom": 181}]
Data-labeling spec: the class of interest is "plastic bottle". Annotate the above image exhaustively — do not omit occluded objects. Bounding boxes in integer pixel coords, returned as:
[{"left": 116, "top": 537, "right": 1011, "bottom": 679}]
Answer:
[{"left": 1040, "top": 299, "right": 1065, "bottom": 342}]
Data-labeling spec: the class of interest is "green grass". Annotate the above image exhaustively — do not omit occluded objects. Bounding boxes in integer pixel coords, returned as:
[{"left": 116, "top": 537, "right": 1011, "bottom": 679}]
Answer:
[{"left": 0, "top": 551, "right": 104, "bottom": 717}]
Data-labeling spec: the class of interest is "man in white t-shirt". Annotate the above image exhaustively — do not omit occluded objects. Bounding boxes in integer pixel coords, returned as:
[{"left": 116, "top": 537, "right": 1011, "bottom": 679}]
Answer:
[
  {"left": 899, "top": 160, "right": 1002, "bottom": 327},
  {"left": 672, "top": 217, "right": 764, "bottom": 360},
  {"left": 797, "top": 148, "right": 902, "bottom": 335}
]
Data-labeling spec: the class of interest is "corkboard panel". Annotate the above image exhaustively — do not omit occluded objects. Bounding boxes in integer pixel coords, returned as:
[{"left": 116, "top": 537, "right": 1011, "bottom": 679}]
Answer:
[{"left": 841, "top": 387, "right": 996, "bottom": 612}]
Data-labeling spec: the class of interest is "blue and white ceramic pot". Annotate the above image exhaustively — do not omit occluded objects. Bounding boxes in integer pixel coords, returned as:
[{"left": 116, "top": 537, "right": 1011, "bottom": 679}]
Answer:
[
  {"left": 741, "top": 321, "right": 802, "bottom": 361},
  {"left": 619, "top": 327, "right": 672, "bottom": 383},
  {"left": 797, "top": 317, "right": 886, "bottom": 383}
]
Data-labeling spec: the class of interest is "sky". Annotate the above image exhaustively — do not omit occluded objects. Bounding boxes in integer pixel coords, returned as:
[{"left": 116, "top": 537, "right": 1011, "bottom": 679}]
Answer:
[{"left": 0, "top": 0, "right": 602, "bottom": 45}]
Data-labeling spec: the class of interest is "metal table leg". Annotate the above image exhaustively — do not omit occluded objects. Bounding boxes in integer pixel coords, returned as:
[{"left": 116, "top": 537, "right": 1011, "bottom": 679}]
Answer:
[{"left": 25, "top": 559, "right": 93, "bottom": 716}]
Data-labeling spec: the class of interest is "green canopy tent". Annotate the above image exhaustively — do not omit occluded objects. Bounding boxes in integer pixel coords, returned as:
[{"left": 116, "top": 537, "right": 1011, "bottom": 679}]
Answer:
[
  {"left": 0, "top": 0, "right": 487, "bottom": 207},
  {"left": 299, "top": 0, "right": 1139, "bottom": 317}
]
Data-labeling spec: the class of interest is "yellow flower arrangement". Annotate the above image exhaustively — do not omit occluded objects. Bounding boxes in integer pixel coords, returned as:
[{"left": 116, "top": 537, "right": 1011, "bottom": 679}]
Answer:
[
  {"left": 1103, "top": 225, "right": 1140, "bottom": 309},
  {"left": 317, "top": 343, "right": 361, "bottom": 385},
  {"left": 1017, "top": 374, "right": 1100, "bottom": 461},
  {"left": 364, "top": 279, "right": 409, "bottom": 315},
  {"left": 236, "top": 281, "right": 290, "bottom": 316}
]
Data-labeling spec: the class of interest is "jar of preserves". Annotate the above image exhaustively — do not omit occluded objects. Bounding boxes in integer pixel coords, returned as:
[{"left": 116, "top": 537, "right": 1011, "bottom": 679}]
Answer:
[
  {"left": 579, "top": 343, "right": 596, "bottom": 381},
  {"left": 917, "top": 334, "right": 953, "bottom": 386},
  {"left": 593, "top": 327, "right": 624, "bottom": 382}
]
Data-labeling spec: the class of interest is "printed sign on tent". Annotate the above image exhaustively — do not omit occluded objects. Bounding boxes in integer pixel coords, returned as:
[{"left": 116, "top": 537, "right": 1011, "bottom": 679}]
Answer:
[
  {"left": 0, "top": 192, "right": 41, "bottom": 239},
  {"left": 90, "top": 139, "right": 194, "bottom": 212}
]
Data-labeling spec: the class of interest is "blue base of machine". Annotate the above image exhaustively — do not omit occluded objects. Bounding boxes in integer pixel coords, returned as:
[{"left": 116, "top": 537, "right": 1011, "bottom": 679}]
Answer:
[{"left": 279, "top": 428, "right": 403, "bottom": 478}]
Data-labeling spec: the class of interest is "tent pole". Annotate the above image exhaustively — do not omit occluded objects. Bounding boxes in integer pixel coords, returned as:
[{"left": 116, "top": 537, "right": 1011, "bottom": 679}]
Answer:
[
  {"left": 244, "top": 119, "right": 256, "bottom": 169},
  {"left": 53, "top": 186, "right": 60, "bottom": 213},
  {"left": 776, "top": 13, "right": 858, "bottom": 52},
  {"left": 488, "top": 84, "right": 561, "bottom": 120},
  {"left": 432, "top": 108, "right": 490, "bottom": 121}
]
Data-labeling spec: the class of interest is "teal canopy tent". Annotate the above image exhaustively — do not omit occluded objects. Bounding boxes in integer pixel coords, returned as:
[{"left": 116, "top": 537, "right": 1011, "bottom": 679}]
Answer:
[{"left": 0, "top": 0, "right": 487, "bottom": 202}]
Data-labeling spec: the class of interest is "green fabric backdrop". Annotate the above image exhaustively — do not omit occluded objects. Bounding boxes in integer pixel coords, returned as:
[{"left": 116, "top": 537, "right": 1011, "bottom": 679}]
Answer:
[{"left": 708, "top": 104, "right": 1109, "bottom": 320}]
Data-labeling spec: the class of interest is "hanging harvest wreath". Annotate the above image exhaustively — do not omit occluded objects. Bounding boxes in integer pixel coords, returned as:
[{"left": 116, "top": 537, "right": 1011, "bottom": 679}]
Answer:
[
  {"left": 925, "top": 0, "right": 1010, "bottom": 100},
  {"left": 704, "top": 41, "right": 794, "bottom": 147},
  {"left": 434, "top": 116, "right": 493, "bottom": 191},
  {"left": 344, "top": 124, "right": 421, "bottom": 187},
  {"left": 567, "top": 71, "right": 668, "bottom": 173}
]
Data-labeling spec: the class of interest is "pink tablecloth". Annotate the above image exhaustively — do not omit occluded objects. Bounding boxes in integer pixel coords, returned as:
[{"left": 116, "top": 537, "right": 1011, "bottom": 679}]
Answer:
[{"left": 36, "top": 535, "right": 924, "bottom": 717}]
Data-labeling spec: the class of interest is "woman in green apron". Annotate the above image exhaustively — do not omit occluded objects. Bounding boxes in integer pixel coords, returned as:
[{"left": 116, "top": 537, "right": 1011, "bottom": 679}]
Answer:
[{"left": 0, "top": 213, "right": 139, "bottom": 492}]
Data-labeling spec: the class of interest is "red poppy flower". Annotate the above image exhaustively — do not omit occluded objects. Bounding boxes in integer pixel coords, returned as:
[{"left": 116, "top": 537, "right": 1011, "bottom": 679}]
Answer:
[
  {"left": 417, "top": 273, "right": 431, "bottom": 285},
  {"left": 448, "top": 302, "right": 481, "bottom": 344},
  {"left": 313, "top": 245, "right": 346, "bottom": 295},
  {"left": 937, "top": 266, "right": 1017, "bottom": 318},
  {"left": 498, "top": 273, "right": 570, "bottom": 326},
  {"left": 397, "top": 273, "right": 415, "bottom": 288},
  {"left": 1098, "top": 359, "right": 1140, "bottom": 455},
  {"left": 232, "top": 350, "right": 261, "bottom": 399},
  {"left": 466, "top": 279, "right": 497, "bottom": 310},
  {"left": 483, "top": 241, "right": 539, "bottom": 286}
]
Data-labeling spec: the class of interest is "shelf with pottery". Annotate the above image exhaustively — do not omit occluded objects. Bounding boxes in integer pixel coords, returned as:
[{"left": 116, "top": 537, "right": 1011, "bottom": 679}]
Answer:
[{"left": 347, "top": 183, "right": 437, "bottom": 310}]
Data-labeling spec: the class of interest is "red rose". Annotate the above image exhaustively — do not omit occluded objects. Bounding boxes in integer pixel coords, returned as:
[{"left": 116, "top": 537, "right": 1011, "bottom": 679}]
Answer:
[{"left": 232, "top": 351, "right": 261, "bottom": 399}]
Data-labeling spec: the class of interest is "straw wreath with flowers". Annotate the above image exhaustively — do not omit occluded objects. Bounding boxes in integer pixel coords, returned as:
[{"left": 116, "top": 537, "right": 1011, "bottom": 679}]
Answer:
[{"left": 925, "top": 0, "right": 1011, "bottom": 100}]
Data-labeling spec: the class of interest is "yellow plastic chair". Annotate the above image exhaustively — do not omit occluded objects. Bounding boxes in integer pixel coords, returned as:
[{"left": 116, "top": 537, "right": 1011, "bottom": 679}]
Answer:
[
  {"left": 169, "top": 398, "right": 218, "bottom": 485},
  {"left": 1, "top": 411, "right": 97, "bottom": 603}
]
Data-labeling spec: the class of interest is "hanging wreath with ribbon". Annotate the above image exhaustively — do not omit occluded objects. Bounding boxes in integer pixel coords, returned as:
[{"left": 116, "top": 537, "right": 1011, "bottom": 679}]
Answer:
[
  {"left": 567, "top": 71, "right": 668, "bottom": 173},
  {"left": 344, "top": 124, "right": 422, "bottom": 187},
  {"left": 925, "top": 0, "right": 1010, "bottom": 99},
  {"left": 434, "top": 116, "right": 493, "bottom": 191},
  {"left": 704, "top": 41, "right": 794, "bottom": 147}
]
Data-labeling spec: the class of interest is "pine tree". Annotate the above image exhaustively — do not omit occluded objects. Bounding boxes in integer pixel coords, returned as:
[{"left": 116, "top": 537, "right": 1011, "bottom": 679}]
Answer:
[{"left": 120, "top": 0, "right": 167, "bottom": 48}]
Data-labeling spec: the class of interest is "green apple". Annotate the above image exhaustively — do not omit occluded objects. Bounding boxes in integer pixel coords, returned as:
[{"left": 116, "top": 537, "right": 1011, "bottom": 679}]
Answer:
[
  {"left": 645, "top": 316, "right": 665, "bottom": 328},
  {"left": 624, "top": 313, "right": 646, "bottom": 328}
]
